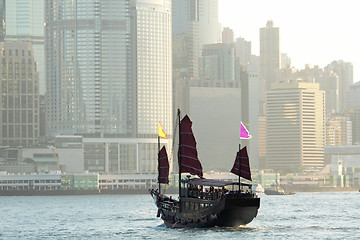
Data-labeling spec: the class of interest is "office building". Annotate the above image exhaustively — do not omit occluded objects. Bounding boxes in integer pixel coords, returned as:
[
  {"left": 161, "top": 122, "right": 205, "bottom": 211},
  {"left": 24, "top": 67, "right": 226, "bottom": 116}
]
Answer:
[
  {"left": 235, "top": 37, "right": 251, "bottom": 64},
  {"left": 45, "top": 0, "right": 173, "bottom": 174},
  {"left": 0, "top": 42, "right": 39, "bottom": 147},
  {"left": 266, "top": 80, "right": 325, "bottom": 169},
  {"left": 198, "top": 43, "right": 236, "bottom": 83},
  {"left": 326, "top": 114, "right": 352, "bottom": 146},
  {"left": 326, "top": 60, "right": 353, "bottom": 112},
  {"left": 45, "top": 0, "right": 131, "bottom": 136},
  {"left": 260, "top": 20, "right": 280, "bottom": 90},
  {"left": 172, "top": 0, "right": 220, "bottom": 79}
]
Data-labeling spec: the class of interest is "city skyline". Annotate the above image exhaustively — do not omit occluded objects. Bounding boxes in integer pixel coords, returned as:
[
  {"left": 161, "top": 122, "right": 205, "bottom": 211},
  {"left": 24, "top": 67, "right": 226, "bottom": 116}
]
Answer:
[{"left": 219, "top": 0, "right": 360, "bottom": 82}]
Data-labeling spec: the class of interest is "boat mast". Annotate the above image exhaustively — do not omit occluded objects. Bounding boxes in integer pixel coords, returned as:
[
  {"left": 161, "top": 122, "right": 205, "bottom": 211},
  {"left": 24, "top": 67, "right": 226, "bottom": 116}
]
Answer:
[
  {"left": 177, "top": 109, "right": 182, "bottom": 210},
  {"left": 238, "top": 143, "right": 241, "bottom": 191}
]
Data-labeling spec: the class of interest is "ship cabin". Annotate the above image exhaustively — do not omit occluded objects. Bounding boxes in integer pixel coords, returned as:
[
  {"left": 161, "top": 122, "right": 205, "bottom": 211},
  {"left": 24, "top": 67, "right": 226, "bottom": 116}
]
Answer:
[{"left": 182, "top": 178, "right": 254, "bottom": 201}]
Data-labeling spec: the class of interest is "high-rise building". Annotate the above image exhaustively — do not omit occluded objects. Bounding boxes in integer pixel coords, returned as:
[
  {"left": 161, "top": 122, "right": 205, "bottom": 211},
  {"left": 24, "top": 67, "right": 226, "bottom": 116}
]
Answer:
[
  {"left": 281, "top": 53, "right": 291, "bottom": 69},
  {"left": 326, "top": 60, "right": 353, "bottom": 112},
  {"left": 235, "top": 37, "right": 251, "bottom": 64},
  {"left": 345, "top": 107, "right": 360, "bottom": 145},
  {"left": 297, "top": 64, "right": 340, "bottom": 116},
  {"left": 0, "top": 42, "right": 39, "bottom": 147},
  {"left": 172, "top": 0, "right": 220, "bottom": 80},
  {"left": 198, "top": 43, "right": 236, "bottom": 83},
  {"left": 45, "top": 0, "right": 173, "bottom": 174},
  {"left": 260, "top": 20, "right": 280, "bottom": 90},
  {"left": 45, "top": 0, "right": 131, "bottom": 136},
  {"left": 222, "top": 27, "right": 234, "bottom": 44},
  {"left": 2, "top": 0, "right": 45, "bottom": 95},
  {"left": 325, "top": 114, "right": 352, "bottom": 146},
  {"left": 130, "top": 0, "right": 173, "bottom": 137},
  {"left": 240, "top": 64, "right": 259, "bottom": 169},
  {"left": 266, "top": 80, "right": 325, "bottom": 170}
]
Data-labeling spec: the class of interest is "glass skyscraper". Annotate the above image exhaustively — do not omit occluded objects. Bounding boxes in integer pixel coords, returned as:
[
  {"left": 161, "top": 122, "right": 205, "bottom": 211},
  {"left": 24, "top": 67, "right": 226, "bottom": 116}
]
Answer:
[
  {"left": 45, "top": 0, "right": 131, "bottom": 136},
  {"left": 46, "top": 0, "right": 173, "bottom": 174}
]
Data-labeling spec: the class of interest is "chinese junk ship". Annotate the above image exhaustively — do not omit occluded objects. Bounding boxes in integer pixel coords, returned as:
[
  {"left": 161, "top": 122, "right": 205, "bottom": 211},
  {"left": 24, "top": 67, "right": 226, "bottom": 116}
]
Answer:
[{"left": 149, "top": 110, "right": 260, "bottom": 228}]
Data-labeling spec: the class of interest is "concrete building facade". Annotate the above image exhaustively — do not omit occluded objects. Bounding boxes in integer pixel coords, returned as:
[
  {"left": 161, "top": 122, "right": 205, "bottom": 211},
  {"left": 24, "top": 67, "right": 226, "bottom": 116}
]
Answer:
[
  {"left": 266, "top": 81, "right": 325, "bottom": 170},
  {"left": 260, "top": 20, "right": 280, "bottom": 90}
]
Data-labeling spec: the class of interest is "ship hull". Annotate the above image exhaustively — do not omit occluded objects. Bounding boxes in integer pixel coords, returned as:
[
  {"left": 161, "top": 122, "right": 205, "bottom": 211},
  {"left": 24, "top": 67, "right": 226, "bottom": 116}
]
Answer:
[
  {"left": 215, "top": 197, "right": 260, "bottom": 226},
  {"left": 152, "top": 191, "right": 260, "bottom": 228}
]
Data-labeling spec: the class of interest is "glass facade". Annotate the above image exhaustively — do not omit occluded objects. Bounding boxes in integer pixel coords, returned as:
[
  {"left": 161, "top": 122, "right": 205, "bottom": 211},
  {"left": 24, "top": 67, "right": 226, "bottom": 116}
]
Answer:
[{"left": 45, "top": 0, "right": 131, "bottom": 136}]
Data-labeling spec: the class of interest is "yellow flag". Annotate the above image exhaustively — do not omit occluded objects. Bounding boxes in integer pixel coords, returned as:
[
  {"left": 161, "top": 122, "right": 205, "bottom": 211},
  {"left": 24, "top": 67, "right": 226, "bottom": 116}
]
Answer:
[{"left": 158, "top": 122, "right": 167, "bottom": 139}]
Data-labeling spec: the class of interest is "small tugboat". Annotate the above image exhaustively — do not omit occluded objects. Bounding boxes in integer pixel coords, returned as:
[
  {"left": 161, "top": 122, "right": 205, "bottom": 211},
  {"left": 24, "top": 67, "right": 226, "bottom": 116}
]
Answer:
[{"left": 149, "top": 110, "right": 260, "bottom": 228}]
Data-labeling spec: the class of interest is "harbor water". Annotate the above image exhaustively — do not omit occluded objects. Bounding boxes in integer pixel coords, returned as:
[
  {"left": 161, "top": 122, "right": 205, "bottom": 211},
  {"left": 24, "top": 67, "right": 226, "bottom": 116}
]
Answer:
[{"left": 1, "top": 192, "right": 360, "bottom": 239}]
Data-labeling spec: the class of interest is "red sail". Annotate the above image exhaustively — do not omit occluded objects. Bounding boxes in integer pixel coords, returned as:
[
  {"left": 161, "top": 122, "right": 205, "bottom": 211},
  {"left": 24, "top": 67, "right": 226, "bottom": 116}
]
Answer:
[
  {"left": 179, "top": 115, "right": 203, "bottom": 177},
  {"left": 230, "top": 146, "right": 252, "bottom": 181},
  {"left": 158, "top": 146, "right": 169, "bottom": 184}
]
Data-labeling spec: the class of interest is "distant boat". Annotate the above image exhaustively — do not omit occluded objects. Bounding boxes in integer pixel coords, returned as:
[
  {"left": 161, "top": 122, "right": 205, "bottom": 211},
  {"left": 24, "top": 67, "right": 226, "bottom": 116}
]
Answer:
[
  {"left": 252, "top": 184, "right": 264, "bottom": 194},
  {"left": 149, "top": 110, "right": 260, "bottom": 228},
  {"left": 264, "top": 185, "right": 295, "bottom": 195}
]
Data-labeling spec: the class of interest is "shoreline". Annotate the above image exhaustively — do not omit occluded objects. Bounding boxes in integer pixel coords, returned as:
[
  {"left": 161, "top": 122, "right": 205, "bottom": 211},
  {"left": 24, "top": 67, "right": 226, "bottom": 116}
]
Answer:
[{"left": 1, "top": 187, "right": 359, "bottom": 196}]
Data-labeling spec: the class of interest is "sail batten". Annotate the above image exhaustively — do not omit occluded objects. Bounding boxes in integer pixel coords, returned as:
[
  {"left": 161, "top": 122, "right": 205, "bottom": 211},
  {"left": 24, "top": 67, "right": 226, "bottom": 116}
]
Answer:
[
  {"left": 179, "top": 115, "right": 203, "bottom": 177},
  {"left": 158, "top": 146, "right": 169, "bottom": 184},
  {"left": 230, "top": 146, "right": 252, "bottom": 181}
]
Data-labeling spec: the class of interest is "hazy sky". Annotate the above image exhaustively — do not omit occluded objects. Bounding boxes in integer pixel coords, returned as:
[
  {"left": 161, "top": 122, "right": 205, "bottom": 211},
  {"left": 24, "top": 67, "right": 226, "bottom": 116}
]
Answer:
[{"left": 219, "top": 0, "right": 359, "bottom": 82}]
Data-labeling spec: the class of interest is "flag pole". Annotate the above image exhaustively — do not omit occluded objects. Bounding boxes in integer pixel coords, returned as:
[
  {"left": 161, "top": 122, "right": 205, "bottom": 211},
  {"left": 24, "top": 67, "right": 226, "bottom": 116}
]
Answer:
[{"left": 158, "top": 136, "right": 161, "bottom": 194}]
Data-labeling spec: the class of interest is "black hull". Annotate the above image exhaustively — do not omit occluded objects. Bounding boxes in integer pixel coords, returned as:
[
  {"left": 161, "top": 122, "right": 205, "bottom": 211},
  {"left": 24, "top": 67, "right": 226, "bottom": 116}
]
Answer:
[
  {"left": 151, "top": 191, "right": 260, "bottom": 228},
  {"left": 215, "top": 197, "right": 260, "bottom": 227}
]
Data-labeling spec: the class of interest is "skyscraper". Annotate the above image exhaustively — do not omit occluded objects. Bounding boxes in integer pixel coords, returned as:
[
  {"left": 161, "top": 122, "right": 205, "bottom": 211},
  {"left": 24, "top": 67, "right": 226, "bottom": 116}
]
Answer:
[
  {"left": 235, "top": 37, "right": 251, "bottom": 64},
  {"left": 266, "top": 80, "right": 325, "bottom": 170},
  {"left": 326, "top": 60, "right": 353, "bottom": 113},
  {"left": 172, "top": 0, "right": 220, "bottom": 80},
  {"left": 130, "top": 0, "right": 172, "bottom": 137},
  {"left": 198, "top": 43, "right": 236, "bottom": 83},
  {"left": 45, "top": 0, "right": 173, "bottom": 174},
  {"left": 260, "top": 20, "right": 280, "bottom": 90},
  {"left": 2, "top": 0, "right": 45, "bottom": 95},
  {"left": 45, "top": 0, "right": 131, "bottom": 136},
  {"left": 0, "top": 42, "right": 39, "bottom": 147}
]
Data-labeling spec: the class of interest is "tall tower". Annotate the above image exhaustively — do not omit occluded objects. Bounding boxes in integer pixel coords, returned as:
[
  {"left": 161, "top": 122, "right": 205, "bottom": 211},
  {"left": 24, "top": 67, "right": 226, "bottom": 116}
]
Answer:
[
  {"left": 326, "top": 60, "right": 353, "bottom": 113},
  {"left": 2, "top": 0, "right": 45, "bottom": 95},
  {"left": 260, "top": 20, "right": 280, "bottom": 90},
  {"left": 266, "top": 80, "right": 325, "bottom": 170},
  {"left": 46, "top": 0, "right": 173, "bottom": 174},
  {"left": 235, "top": 37, "right": 251, "bottom": 64},
  {"left": 0, "top": 42, "right": 39, "bottom": 147},
  {"left": 130, "top": 0, "right": 173, "bottom": 138},
  {"left": 198, "top": 43, "right": 236, "bottom": 83},
  {"left": 45, "top": 0, "right": 131, "bottom": 136},
  {"left": 172, "top": 0, "right": 220, "bottom": 80}
]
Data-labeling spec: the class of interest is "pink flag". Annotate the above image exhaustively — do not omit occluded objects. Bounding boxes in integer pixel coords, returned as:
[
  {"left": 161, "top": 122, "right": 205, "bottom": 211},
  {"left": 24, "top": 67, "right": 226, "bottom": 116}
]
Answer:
[{"left": 240, "top": 122, "right": 251, "bottom": 139}]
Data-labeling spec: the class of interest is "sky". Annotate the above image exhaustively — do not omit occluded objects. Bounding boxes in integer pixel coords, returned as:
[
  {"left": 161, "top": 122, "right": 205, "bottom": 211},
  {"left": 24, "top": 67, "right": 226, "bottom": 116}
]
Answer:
[{"left": 219, "top": 0, "right": 360, "bottom": 82}]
